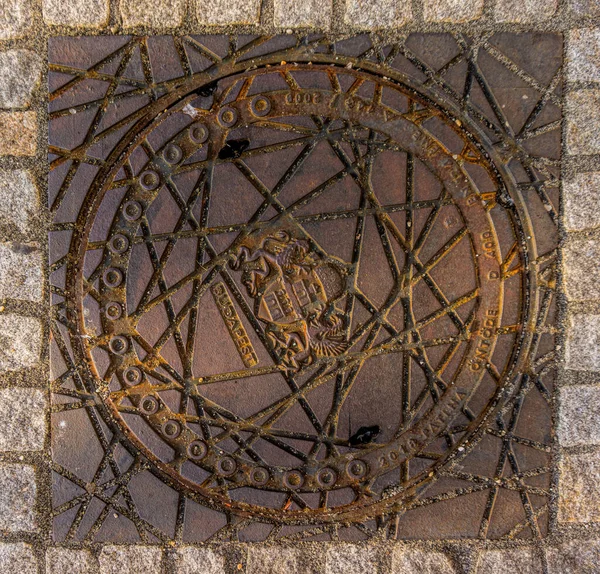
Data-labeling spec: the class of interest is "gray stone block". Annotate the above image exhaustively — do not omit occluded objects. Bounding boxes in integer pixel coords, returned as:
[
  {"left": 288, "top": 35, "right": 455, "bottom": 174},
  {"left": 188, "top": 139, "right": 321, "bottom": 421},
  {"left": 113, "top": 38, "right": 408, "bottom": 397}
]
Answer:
[
  {"left": 0, "top": 243, "right": 42, "bottom": 302},
  {"left": 99, "top": 546, "right": 162, "bottom": 574},
  {"left": 173, "top": 547, "right": 226, "bottom": 574},
  {"left": 196, "top": 0, "right": 261, "bottom": 25},
  {"left": 563, "top": 237, "right": 600, "bottom": 301},
  {"left": 547, "top": 540, "right": 600, "bottom": 573},
  {"left": 0, "top": 170, "right": 39, "bottom": 237},
  {"left": 495, "top": 0, "right": 558, "bottom": 21},
  {"left": 0, "top": 50, "right": 42, "bottom": 108},
  {"left": 392, "top": 548, "right": 456, "bottom": 573},
  {"left": 566, "top": 90, "right": 600, "bottom": 155},
  {"left": 0, "top": 314, "right": 42, "bottom": 373},
  {"left": 274, "top": 0, "right": 331, "bottom": 28},
  {"left": 248, "top": 546, "right": 322, "bottom": 574},
  {"left": 568, "top": 28, "right": 600, "bottom": 83},
  {"left": 564, "top": 172, "right": 600, "bottom": 231},
  {"left": 120, "top": 0, "right": 185, "bottom": 27},
  {"left": 0, "top": 543, "right": 37, "bottom": 573},
  {"left": 343, "top": 0, "right": 412, "bottom": 27},
  {"left": 559, "top": 386, "right": 600, "bottom": 447},
  {"left": 559, "top": 450, "right": 600, "bottom": 522},
  {"left": 423, "top": 0, "right": 484, "bottom": 22},
  {"left": 0, "top": 464, "right": 36, "bottom": 531},
  {"left": 0, "top": 387, "right": 46, "bottom": 451},
  {"left": 0, "top": 0, "right": 31, "bottom": 39},
  {"left": 566, "top": 314, "right": 600, "bottom": 372},
  {"left": 477, "top": 548, "right": 541, "bottom": 573},
  {"left": 42, "top": 0, "right": 109, "bottom": 26},
  {"left": 47, "top": 548, "right": 97, "bottom": 574},
  {"left": 326, "top": 545, "right": 379, "bottom": 574}
]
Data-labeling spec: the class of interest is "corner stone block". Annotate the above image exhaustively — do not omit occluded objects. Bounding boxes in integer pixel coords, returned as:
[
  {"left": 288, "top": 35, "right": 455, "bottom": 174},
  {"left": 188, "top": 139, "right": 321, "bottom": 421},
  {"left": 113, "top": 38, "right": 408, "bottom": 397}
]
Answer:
[
  {"left": 0, "top": 243, "right": 43, "bottom": 302},
  {"left": 248, "top": 546, "right": 323, "bottom": 574},
  {"left": 274, "top": 0, "right": 332, "bottom": 28},
  {"left": 173, "top": 547, "right": 225, "bottom": 574},
  {"left": 0, "top": 112, "right": 37, "bottom": 156},
  {"left": 0, "top": 543, "right": 37, "bottom": 573},
  {"left": 547, "top": 540, "right": 600, "bottom": 573},
  {"left": 325, "top": 545, "right": 379, "bottom": 574},
  {"left": 0, "top": 387, "right": 46, "bottom": 451},
  {"left": 0, "top": 0, "right": 31, "bottom": 39},
  {"left": 392, "top": 548, "right": 456, "bottom": 573},
  {"left": 566, "top": 90, "right": 600, "bottom": 155},
  {"left": 477, "top": 548, "right": 541, "bottom": 573},
  {"left": 564, "top": 171, "right": 600, "bottom": 231},
  {"left": 0, "top": 464, "right": 36, "bottom": 531},
  {"left": 568, "top": 28, "right": 600, "bottom": 83},
  {"left": 42, "top": 0, "right": 109, "bottom": 27},
  {"left": 343, "top": 0, "right": 412, "bottom": 28},
  {"left": 47, "top": 548, "right": 97, "bottom": 574},
  {"left": 0, "top": 313, "right": 42, "bottom": 373},
  {"left": 559, "top": 449, "right": 600, "bottom": 522},
  {"left": 99, "top": 546, "right": 162, "bottom": 574},
  {"left": 495, "top": 0, "right": 558, "bottom": 21},
  {"left": 196, "top": 0, "right": 261, "bottom": 25},
  {"left": 423, "top": 0, "right": 484, "bottom": 22},
  {"left": 120, "top": 0, "right": 186, "bottom": 28},
  {"left": 566, "top": 314, "right": 600, "bottom": 372},
  {"left": 0, "top": 50, "right": 42, "bottom": 108},
  {"left": 563, "top": 237, "right": 600, "bottom": 301}
]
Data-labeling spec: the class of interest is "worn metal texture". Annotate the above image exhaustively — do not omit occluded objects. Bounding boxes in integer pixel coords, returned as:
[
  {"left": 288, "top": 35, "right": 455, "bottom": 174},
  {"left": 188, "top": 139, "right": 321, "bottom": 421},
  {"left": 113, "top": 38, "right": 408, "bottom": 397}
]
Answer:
[{"left": 48, "top": 33, "right": 560, "bottom": 543}]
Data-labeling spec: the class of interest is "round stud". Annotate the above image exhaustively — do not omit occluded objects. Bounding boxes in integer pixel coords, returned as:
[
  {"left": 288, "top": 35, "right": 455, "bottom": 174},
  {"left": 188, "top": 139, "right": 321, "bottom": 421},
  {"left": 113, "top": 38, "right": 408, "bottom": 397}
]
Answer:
[
  {"left": 109, "top": 335, "right": 129, "bottom": 355},
  {"left": 187, "top": 440, "right": 208, "bottom": 461},
  {"left": 162, "top": 419, "right": 181, "bottom": 439},
  {"left": 218, "top": 107, "right": 238, "bottom": 128},
  {"left": 123, "top": 366, "right": 142, "bottom": 386},
  {"left": 109, "top": 233, "right": 129, "bottom": 254},
  {"left": 345, "top": 459, "right": 367, "bottom": 480},
  {"left": 250, "top": 95, "right": 271, "bottom": 117},
  {"left": 102, "top": 267, "right": 123, "bottom": 288},
  {"left": 139, "top": 169, "right": 160, "bottom": 191},
  {"left": 123, "top": 200, "right": 143, "bottom": 222},
  {"left": 189, "top": 123, "right": 209, "bottom": 144},
  {"left": 163, "top": 143, "right": 183, "bottom": 165},
  {"left": 317, "top": 467, "right": 337, "bottom": 487},
  {"left": 250, "top": 467, "right": 270, "bottom": 486},
  {"left": 104, "top": 302, "right": 123, "bottom": 320},
  {"left": 217, "top": 456, "right": 237, "bottom": 477},
  {"left": 139, "top": 395, "right": 159, "bottom": 415},
  {"left": 283, "top": 470, "right": 304, "bottom": 490}
]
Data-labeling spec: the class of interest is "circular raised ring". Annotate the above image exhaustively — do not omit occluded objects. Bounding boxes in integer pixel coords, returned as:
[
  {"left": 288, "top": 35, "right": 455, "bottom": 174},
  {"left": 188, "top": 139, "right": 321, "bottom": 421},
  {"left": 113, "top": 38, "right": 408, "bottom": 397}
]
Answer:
[
  {"left": 102, "top": 267, "right": 123, "bottom": 288},
  {"left": 217, "top": 107, "right": 238, "bottom": 128},
  {"left": 250, "top": 95, "right": 271, "bottom": 117}
]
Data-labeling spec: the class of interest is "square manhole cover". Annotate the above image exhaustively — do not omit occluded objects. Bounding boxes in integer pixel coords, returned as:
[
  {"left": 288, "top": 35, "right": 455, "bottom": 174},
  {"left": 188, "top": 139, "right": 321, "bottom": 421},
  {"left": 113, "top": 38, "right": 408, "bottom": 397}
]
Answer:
[{"left": 48, "top": 33, "right": 560, "bottom": 542}]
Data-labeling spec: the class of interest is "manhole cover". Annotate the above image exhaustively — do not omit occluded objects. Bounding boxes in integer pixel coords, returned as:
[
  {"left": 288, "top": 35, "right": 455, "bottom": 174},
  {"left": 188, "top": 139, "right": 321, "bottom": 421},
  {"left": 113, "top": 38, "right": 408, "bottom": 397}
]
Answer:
[{"left": 49, "top": 34, "right": 559, "bottom": 541}]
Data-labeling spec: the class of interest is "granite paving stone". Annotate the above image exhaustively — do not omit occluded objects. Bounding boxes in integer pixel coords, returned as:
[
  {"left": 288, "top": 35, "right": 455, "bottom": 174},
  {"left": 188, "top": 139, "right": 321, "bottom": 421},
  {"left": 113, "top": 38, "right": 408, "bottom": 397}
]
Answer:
[
  {"left": 566, "top": 90, "right": 600, "bottom": 155},
  {"left": 325, "top": 545, "right": 379, "bottom": 574},
  {"left": 0, "top": 314, "right": 41, "bottom": 373},
  {"left": 564, "top": 171, "right": 600, "bottom": 231},
  {"left": 273, "top": 0, "right": 331, "bottom": 28},
  {"left": 42, "top": 0, "right": 109, "bottom": 26},
  {"left": 559, "top": 386, "right": 600, "bottom": 447},
  {"left": 392, "top": 548, "right": 456, "bottom": 573},
  {"left": 0, "top": 543, "right": 37, "bottom": 573},
  {"left": 495, "top": 0, "right": 558, "bottom": 21},
  {"left": 0, "top": 243, "right": 42, "bottom": 302},
  {"left": 0, "top": 0, "right": 31, "bottom": 39},
  {"left": 477, "top": 548, "right": 541, "bottom": 573},
  {"left": 0, "top": 464, "right": 36, "bottom": 531},
  {"left": 0, "top": 112, "right": 37, "bottom": 156},
  {"left": 0, "top": 170, "right": 39, "bottom": 238},
  {"left": 423, "top": 0, "right": 484, "bottom": 22},
  {"left": 343, "top": 0, "right": 412, "bottom": 27},
  {"left": 0, "top": 387, "right": 46, "bottom": 451},
  {"left": 46, "top": 548, "right": 97, "bottom": 574},
  {"left": 559, "top": 450, "right": 600, "bottom": 522},
  {"left": 0, "top": 50, "right": 42, "bottom": 109},
  {"left": 120, "top": 0, "right": 186, "bottom": 28},
  {"left": 248, "top": 546, "right": 322, "bottom": 574},
  {"left": 568, "top": 28, "right": 600, "bottom": 82},
  {"left": 98, "top": 546, "right": 162, "bottom": 574},
  {"left": 563, "top": 237, "right": 600, "bottom": 301},
  {"left": 547, "top": 540, "right": 600, "bottom": 573},
  {"left": 196, "top": 0, "right": 261, "bottom": 24},
  {"left": 566, "top": 314, "right": 600, "bottom": 371},
  {"left": 173, "top": 547, "right": 227, "bottom": 574}
]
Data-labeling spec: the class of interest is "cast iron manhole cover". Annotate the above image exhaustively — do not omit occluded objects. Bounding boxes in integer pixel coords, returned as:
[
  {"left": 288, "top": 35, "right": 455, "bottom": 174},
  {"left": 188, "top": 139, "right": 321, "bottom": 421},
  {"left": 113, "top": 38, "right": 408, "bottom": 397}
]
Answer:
[{"left": 49, "top": 34, "right": 559, "bottom": 541}]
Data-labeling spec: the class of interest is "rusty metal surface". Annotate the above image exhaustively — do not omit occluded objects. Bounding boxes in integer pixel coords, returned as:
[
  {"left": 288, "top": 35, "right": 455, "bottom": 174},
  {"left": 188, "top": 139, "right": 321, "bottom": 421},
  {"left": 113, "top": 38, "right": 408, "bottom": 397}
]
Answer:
[{"left": 48, "top": 33, "right": 560, "bottom": 542}]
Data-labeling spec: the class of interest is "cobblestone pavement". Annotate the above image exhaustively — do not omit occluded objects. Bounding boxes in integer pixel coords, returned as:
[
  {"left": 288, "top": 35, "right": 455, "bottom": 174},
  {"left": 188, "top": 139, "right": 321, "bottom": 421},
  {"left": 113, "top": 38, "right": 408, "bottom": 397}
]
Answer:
[{"left": 0, "top": 0, "right": 599, "bottom": 573}]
